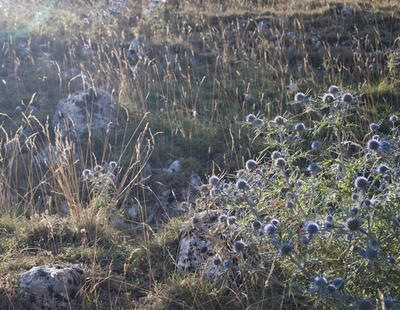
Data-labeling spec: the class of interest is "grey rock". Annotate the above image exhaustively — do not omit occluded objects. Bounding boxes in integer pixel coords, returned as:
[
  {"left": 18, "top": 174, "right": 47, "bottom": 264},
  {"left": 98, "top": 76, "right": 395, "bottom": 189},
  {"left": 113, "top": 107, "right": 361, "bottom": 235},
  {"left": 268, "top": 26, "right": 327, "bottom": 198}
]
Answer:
[
  {"left": 128, "top": 37, "right": 146, "bottom": 63},
  {"left": 52, "top": 87, "right": 116, "bottom": 140},
  {"left": 19, "top": 265, "right": 83, "bottom": 310},
  {"left": 163, "top": 160, "right": 181, "bottom": 174}
]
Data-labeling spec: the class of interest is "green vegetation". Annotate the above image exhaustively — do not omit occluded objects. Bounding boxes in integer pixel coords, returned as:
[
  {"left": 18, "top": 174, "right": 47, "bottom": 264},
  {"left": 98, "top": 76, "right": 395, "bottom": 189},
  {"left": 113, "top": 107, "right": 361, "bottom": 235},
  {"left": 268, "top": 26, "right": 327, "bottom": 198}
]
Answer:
[{"left": 0, "top": 0, "right": 399, "bottom": 309}]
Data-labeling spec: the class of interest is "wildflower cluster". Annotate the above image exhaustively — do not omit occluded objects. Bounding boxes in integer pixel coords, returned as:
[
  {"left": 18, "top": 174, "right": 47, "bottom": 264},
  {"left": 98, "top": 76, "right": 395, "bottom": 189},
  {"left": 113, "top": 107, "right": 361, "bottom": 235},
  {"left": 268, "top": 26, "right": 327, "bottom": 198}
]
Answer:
[
  {"left": 201, "top": 86, "right": 400, "bottom": 309},
  {"left": 82, "top": 161, "right": 119, "bottom": 207}
]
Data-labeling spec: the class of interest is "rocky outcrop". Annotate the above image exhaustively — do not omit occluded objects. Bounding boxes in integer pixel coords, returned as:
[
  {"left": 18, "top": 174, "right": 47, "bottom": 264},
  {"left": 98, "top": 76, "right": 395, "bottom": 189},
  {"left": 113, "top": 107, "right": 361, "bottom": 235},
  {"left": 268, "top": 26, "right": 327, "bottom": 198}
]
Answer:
[
  {"left": 52, "top": 87, "right": 116, "bottom": 140},
  {"left": 19, "top": 264, "right": 83, "bottom": 310}
]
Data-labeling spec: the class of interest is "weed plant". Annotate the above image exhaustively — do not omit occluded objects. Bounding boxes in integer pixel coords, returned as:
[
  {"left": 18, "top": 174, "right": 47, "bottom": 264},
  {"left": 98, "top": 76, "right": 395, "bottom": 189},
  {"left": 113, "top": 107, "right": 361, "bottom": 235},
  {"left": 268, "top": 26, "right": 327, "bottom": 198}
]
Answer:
[{"left": 202, "top": 86, "right": 400, "bottom": 309}]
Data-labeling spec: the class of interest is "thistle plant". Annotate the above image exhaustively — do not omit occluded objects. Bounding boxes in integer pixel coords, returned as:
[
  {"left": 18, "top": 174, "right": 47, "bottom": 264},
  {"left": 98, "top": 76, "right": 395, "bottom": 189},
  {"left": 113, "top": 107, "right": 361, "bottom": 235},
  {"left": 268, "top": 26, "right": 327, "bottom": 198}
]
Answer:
[{"left": 198, "top": 86, "right": 400, "bottom": 309}]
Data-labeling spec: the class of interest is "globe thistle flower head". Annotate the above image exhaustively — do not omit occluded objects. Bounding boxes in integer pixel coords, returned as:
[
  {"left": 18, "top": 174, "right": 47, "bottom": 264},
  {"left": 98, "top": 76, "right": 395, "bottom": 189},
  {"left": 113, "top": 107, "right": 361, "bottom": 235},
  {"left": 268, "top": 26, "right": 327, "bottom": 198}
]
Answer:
[
  {"left": 383, "top": 174, "right": 391, "bottom": 181},
  {"left": 364, "top": 199, "right": 371, "bottom": 206},
  {"left": 82, "top": 169, "right": 93, "bottom": 180},
  {"left": 245, "top": 159, "right": 257, "bottom": 171},
  {"left": 388, "top": 257, "right": 396, "bottom": 264},
  {"left": 369, "top": 123, "right": 380, "bottom": 132},
  {"left": 274, "top": 157, "right": 287, "bottom": 169},
  {"left": 209, "top": 175, "right": 220, "bottom": 186},
  {"left": 389, "top": 115, "right": 398, "bottom": 123},
  {"left": 233, "top": 240, "right": 245, "bottom": 253},
  {"left": 357, "top": 299, "right": 373, "bottom": 310},
  {"left": 326, "top": 215, "right": 333, "bottom": 222},
  {"left": 351, "top": 206, "right": 359, "bottom": 216},
  {"left": 342, "top": 93, "right": 353, "bottom": 104},
  {"left": 271, "top": 151, "right": 282, "bottom": 160},
  {"left": 264, "top": 223, "right": 277, "bottom": 235},
  {"left": 379, "top": 140, "right": 391, "bottom": 153},
  {"left": 328, "top": 85, "right": 340, "bottom": 94},
  {"left": 108, "top": 161, "right": 117, "bottom": 172},
  {"left": 367, "top": 139, "right": 380, "bottom": 151},
  {"left": 322, "top": 93, "right": 335, "bottom": 104},
  {"left": 294, "top": 92, "right": 305, "bottom": 102},
  {"left": 294, "top": 122, "right": 306, "bottom": 133},
  {"left": 352, "top": 193, "right": 359, "bottom": 201},
  {"left": 94, "top": 165, "right": 103, "bottom": 173},
  {"left": 327, "top": 284, "right": 336, "bottom": 293},
  {"left": 346, "top": 217, "right": 362, "bottom": 232},
  {"left": 223, "top": 259, "right": 233, "bottom": 269},
  {"left": 301, "top": 236, "right": 310, "bottom": 245},
  {"left": 355, "top": 176, "right": 369, "bottom": 189},
  {"left": 365, "top": 247, "right": 378, "bottom": 260},
  {"left": 246, "top": 114, "right": 256, "bottom": 123},
  {"left": 219, "top": 214, "right": 228, "bottom": 224},
  {"left": 274, "top": 116, "right": 286, "bottom": 127},
  {"left": 271, "top": 218, "right": 279, "bottom": 226},
  {"left": 384, "top": 298, "right": 395, "bottom": 310},
  {"left": 227, "top": 216, "right": 236, "bottom": 226},
  {"left": 254, "top": 118, "right": 264, "bottom": 128},
  {"left": 305, "top": 222, "right": 319, "bottom": 235},
  {"left": 213, "top": 257, "right": 221, "bottom": 266},
  {"left": 251, "top": 220, "right": 262, "bottom": 230},
  {"left": 308, "top": 163, "right": 321, "bottom": 172},
  {"left": 236, "top": 179, "right": 248, "bottom": 190},
  {"left": 280, "top": 243, "right": 292, "bottom": 256},
  {"left": 311, "top": 140, "right": 322, "bottom": 150},
  {"left": 314, "top": 277, "right": 327, "bottom": 289},
  {"left": 332, "top": 278, "right": 345, "bottom": 290}
]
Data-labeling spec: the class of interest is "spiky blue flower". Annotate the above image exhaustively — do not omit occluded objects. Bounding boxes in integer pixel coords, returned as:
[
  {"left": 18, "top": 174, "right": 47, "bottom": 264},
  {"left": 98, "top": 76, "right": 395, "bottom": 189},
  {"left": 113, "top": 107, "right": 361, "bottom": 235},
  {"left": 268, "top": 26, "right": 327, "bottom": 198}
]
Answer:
[
  {"left": 305, "top": 222, "right": 319, "bottom": 235},
  {"left": 378, "top": 164, "right": 390, "bottom": 173},
  {"left": 280, "top": 244, "right": 292, "bottom": 256},
  {"left": 246, "top": 114, "right": 256, "bottom": 123},
  {"left": 342, "top": 93, "right": 353, "bottom": 104},
  {"left": 209, "top": 176, "right": 219, "bottom": 186},
  {"left": 271, "top": 151, "right": 282, "bottom": 160},
  {"left": 323, "top": 93, "right": 335, "bottom": 104},
  {"left": 355, "top": 177, "right": 369, "bottom": 189},
  {"left": 311, "top": 140, "right": 322, "bottom": 150},
  {"left": 384, "top": 298, "right": 395, "bottom": 310},
  {"left": 357, "top": 299, "right": 373, "bottom": 310},
  {"left": 274, "top": 157, "right": 286, "bottom": 169},
  {"left": 227, "top": 216, "right": 236, "bottom": 226},
  {"left": 271, "top": 218, "right": 279, "bottom": 226},
  {"left": 236, "top": 179, "right": 248, "bottom": 190},
  {"left": 264, "top": 223, "right": 277, "bottom": 235},
  {"left": 332, "top": 278, "right": 345, "bottom": 290},
  {"left": 328, "top": 85, "right": 339, "bottom": 94},
  {"left": 308, "top": 163, "right": 321, "bottom": 172},
  {"left": 234, "top": 240, "right": 245, "bottom": 253},
  {"left": 251, "top": 220, "right": 262, "bottom": 230},
  {"left": 314, "top": 277, "right": 327, "bottom": 289},
  {"left": 367, "top": 139, "right": 380, "bottom": 151},
  {"left": 274, "top": 116, "right": 286, "bottom": 127},
  {"left": 294, "top": 92, "right": 305, "bottom": 102},
  {"left": 245, "top": 159, "right": 257, "bottom": 171},
  {"left": 365, "top": 247, "right": 378, "bottom": 260},
  {"left": 294, "top": 122, "right": 306, "bottom": 133},
  {"left": 346, "top": 217, "right": 361, "bottom": 232}
]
